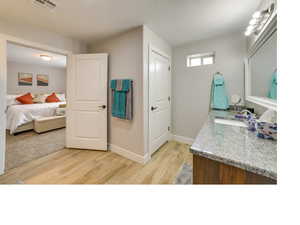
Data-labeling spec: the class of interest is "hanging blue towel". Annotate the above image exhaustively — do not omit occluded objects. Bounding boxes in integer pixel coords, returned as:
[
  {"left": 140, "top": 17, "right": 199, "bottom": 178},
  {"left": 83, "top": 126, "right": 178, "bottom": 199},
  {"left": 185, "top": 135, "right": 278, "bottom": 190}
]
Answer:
[
  {"left": 111, "top": 79, "right": 132, "bottom": 119},
  {"left": 210, "top": 73, "right": 229, "bottom": 110},
  {"left": 268, "top": 71, "right": 277, "bottom": 100}
]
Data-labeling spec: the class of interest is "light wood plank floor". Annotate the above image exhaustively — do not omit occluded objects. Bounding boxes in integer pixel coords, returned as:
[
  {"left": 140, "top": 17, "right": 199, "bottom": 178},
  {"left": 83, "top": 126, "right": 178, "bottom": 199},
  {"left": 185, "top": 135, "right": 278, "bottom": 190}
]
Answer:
[{"left": 0, "top": 141, "right": 192, "bottom": 184}]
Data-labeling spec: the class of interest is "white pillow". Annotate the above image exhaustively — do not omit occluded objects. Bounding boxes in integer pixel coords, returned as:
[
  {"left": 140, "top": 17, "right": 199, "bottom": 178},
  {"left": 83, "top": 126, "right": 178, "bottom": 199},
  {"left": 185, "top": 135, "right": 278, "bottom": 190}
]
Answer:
[
  {"left": 56, "top": 93, "right": 66, "bottom": 102},
  {"left": 33, "top": 94, "right": 47, "bottom": 103},
  {"left": 6, "top": 95, "right": 21, "bottom": 107}
]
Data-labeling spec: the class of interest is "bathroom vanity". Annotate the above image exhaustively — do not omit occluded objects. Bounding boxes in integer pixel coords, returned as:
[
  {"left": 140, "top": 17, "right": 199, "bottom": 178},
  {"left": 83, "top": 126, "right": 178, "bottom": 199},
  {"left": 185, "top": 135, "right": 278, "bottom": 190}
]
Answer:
[{"left": 190, "top": 110, "right": 277, "bottom": 184}]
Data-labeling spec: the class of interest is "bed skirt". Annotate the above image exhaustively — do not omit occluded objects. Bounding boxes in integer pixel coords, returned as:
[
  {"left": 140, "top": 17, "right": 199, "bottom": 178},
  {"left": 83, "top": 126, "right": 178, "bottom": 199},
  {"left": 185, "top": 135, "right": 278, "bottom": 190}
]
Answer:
[{"left": 8, "top": 122, "right": 34, "bottom": 135}]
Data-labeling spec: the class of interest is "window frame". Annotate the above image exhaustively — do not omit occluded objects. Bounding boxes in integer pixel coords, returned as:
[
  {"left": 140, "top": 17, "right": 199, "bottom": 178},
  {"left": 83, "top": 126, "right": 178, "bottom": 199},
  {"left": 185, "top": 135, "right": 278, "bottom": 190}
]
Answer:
[{"left": 186, "top": 52, "right": 215, "bottom": 68}]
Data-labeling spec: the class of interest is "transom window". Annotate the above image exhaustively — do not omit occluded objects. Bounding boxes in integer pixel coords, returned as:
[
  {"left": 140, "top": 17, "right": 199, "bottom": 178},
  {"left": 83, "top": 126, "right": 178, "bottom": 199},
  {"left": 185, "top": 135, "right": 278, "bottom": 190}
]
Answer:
[{"left": 186, "top": 52, "right": 215, "bottom": 67}]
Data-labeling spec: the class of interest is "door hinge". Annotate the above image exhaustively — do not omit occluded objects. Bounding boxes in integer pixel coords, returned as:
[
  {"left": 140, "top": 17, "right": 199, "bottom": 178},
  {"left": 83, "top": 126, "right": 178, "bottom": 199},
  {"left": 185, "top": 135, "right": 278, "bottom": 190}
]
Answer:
[
  {"left": 168, "top": 96, "right": 171, "bottom": 101},
  {"left": 168, "top": 66, "right": 171, "bottom": 71},
  {"left": 168, "top": 126, "right": 170, "bottom": 131}
]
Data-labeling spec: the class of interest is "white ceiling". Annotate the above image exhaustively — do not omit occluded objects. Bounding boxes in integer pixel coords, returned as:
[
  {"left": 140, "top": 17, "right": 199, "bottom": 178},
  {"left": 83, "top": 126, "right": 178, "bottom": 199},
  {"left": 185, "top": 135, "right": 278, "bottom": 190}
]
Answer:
[
  {"left": 7, "top": 43, "right": 66, "bottom": 68},
  {"left": 0, "top": 0, "right": 261, "bottom": 46}
]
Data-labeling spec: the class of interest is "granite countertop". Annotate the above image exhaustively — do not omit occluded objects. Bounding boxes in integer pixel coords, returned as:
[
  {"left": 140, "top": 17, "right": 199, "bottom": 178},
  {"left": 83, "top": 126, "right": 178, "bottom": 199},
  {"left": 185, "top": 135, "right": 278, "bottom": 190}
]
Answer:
[{"left": 190, "top": 110, "right": 277, "bottom": 180}]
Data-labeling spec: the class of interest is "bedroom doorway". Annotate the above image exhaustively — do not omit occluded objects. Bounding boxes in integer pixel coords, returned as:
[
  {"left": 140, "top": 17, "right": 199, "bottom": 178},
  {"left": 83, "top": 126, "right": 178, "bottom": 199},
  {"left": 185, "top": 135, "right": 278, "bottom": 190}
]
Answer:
[
  {"left": 0, "top": 35, "right": 108, "bottom": 175},
  {"left": 5, "top": 42, "right": 67, "bottom": 170}
]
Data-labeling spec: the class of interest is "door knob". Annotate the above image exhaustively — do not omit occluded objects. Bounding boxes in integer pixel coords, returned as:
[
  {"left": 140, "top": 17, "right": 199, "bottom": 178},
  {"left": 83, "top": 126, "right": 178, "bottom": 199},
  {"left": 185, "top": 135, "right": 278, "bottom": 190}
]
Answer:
[{"left": 151, "top": 106, "right": 158, "bottom": 111}]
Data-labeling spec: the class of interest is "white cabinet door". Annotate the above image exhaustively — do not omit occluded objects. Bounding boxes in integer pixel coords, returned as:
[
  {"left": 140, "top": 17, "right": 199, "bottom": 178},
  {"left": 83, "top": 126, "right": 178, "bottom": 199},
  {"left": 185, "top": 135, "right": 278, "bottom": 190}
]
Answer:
[
  {"left": 66, "top": 54, "right": 108, "bottom": 150},
  {"left": 149, "top": 49, "right": 171, "bottom": 155}
]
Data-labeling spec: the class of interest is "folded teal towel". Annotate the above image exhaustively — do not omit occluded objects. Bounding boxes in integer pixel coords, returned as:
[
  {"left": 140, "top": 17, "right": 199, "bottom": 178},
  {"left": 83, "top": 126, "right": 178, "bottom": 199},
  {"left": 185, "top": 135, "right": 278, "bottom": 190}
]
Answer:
[
  {"left": 268, "top": 71, "right": 277, "bottom": 100},
  {"left": 111, "top": 79, "right": 130, "bottom": 92},
  {"left": 111, "top": 79, "right": 132, "bottom": 119},
  {"left": 210, "top": 74, "right": 229, "bottom": 110}
]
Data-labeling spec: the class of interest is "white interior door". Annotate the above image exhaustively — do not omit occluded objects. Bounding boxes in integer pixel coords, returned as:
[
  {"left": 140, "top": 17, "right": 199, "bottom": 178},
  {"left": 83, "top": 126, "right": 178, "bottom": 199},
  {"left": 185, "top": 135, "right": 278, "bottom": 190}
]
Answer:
[
  {"left": 149, "top": 48, "right": 171, "bottom": 155},
  {"left": 67, "top": 54, "right": 108, "bottom": 151},
  {"left": 0, "top": 38, "right": 7, "bottom": 175}
]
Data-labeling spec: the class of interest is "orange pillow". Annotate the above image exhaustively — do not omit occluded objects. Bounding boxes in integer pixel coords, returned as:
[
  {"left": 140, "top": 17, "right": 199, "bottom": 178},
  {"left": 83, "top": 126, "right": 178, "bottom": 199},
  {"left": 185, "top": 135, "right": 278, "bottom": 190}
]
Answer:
[
  {"left": 16, "top": 93, "right": 33, "bottom": 104},
  {"left": 46, "top": 93, "right": 60, "bottom": 103}
]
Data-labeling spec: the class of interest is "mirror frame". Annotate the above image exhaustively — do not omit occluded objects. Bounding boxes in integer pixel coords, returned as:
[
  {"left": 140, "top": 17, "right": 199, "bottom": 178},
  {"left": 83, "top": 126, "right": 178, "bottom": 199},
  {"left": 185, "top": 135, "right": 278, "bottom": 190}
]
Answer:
[{"left": 245, "top": 11, "right": 277, "bottom": 111}]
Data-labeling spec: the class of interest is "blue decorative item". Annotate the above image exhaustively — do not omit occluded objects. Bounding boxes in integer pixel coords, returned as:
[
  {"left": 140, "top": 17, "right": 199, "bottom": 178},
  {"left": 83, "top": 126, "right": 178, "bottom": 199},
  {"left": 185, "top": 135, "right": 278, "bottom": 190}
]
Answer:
[
  {"left": 210, "top": 73, "right": 229, "bottom": 110},
  {"left": 268, "top": 71, "right": 277, "bottom": 100},
  {"left": 246, "top": 113, "right": 257, "bottom": 132},
  {"left": 256, "top": 122, "right": 277, "bottom": 140}
]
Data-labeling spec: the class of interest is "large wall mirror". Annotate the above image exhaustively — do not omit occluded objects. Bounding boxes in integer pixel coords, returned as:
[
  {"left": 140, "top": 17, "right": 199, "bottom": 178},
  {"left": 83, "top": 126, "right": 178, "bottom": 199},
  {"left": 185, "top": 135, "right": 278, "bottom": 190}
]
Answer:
[
  {"left": 251, "top": 31, "right": 277, "bottom": 99},
  {"left": 246, "top": 11, "right": 277, "bottom": 110}
]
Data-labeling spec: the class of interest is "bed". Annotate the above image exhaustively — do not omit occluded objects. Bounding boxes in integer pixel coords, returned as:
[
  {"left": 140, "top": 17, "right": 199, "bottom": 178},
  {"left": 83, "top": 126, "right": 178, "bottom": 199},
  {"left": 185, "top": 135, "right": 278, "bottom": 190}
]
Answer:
[{"left": 6, "top": 102, "right": 66, "bottom": 134}]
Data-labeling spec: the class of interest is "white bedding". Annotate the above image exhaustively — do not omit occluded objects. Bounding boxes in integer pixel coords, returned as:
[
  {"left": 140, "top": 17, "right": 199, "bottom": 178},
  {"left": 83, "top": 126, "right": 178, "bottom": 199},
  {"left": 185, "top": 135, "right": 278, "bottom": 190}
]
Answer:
[{"left": 6, "top": 102, "right": 66, "bottom": 134}]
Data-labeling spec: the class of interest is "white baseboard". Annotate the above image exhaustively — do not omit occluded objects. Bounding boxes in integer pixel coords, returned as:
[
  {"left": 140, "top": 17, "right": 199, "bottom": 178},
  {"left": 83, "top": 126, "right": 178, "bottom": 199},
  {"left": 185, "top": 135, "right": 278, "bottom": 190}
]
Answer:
[
  {"left": 109, "top": 134, "right": 194, "bottom": 164},
  {"left": 109, "top": 144, "right": 149, "bottom": 164},
  {"left": 172, "top": 134, "right": 194, "bottom": 145}
]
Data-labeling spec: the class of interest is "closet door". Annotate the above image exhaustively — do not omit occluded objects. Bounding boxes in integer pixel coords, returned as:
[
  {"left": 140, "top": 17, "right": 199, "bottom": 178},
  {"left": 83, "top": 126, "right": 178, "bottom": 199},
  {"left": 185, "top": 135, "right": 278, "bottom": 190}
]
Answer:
[
  {"left": 66, "top": 54, "right": 108, "bottom": 151},
  {"left": 149, "top": 48, "right": 171, "bottom": 155}
]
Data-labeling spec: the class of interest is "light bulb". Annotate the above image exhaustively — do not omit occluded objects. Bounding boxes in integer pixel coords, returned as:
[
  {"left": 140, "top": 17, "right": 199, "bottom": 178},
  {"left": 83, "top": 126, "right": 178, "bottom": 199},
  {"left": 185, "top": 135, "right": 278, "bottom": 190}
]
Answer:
[
  {"left": 252, "top": 11, "right": 262, "bottom": 19},
  {"left": 249, "top": 18, "right": 259, "bottom": 25},
  {"left": 248, "top": 24, "right": 257, "bottom": 30},
  {"left": 244, "top": 30, "right": 252, "bottom": 36}
]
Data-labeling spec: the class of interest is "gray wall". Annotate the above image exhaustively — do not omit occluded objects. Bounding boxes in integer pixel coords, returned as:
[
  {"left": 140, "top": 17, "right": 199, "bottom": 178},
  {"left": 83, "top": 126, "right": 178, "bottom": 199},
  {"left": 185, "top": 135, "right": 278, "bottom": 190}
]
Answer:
[
  {"left": 88, "top": 25, "right": 172, "bottom": 158},
  {"left": 7, "top": 61, "right": 66, "bottom": 94},
  {"left": 88, "top": 27, "right": 144, "bottom": 157},
  {"left": 0, "top": 19, "right": 87, "bottom": 53},
  {"left": 172, "top": 32, "right": 246, "bottom": 139}
]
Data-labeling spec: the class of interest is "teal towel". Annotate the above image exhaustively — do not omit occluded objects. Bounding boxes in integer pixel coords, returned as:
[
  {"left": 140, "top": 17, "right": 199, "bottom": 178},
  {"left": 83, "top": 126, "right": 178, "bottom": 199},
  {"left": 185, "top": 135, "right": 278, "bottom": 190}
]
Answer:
[
  {"left": 268, "top": 71, "right": 277, "bottom": 100},
  {"left": 111, "top": 80, "right": 131, "bottom": 119},
  {"left": 111, "top": 79, "right": 116, "bottom": 89},
  {"left": 210, "top": 74, "right": 229, "bottom": 110},
  {"left": 111, "top": 79, "right": 130, "bottom": 91}
]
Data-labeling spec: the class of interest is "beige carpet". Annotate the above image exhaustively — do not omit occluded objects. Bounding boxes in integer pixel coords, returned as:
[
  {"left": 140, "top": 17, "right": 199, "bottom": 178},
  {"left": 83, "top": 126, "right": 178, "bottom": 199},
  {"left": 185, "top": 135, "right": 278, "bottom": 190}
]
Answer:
[{"left": 5, "top": 128, "right": 65, "bottom": 170}]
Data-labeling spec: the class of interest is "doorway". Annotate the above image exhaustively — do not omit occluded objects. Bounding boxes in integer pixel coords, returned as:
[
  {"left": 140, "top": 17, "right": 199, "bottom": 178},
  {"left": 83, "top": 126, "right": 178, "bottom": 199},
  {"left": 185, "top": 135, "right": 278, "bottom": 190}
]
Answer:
[
  {"left": 0, "top": 36, "right": 72, "bottom": 175},
  {"left": 5, "top": 42, "right": 67, "bottom": 170},
  {"left": 0, "top": 35, "right": 108, "bottom": 175}
]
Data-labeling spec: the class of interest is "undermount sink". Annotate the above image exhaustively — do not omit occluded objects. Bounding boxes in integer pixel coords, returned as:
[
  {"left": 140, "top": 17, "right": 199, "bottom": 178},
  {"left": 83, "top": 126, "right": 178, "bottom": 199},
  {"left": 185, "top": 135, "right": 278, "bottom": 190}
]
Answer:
[{"left": 214, "top": 117, "right": 248, "bottom": 128}]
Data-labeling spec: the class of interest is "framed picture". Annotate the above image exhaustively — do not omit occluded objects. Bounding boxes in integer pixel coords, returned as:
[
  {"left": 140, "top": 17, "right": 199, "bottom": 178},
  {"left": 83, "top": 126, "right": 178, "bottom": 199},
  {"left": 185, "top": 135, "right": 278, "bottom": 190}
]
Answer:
[
  {"left": 37, "top": 74, "right": 49, "bottom": 86},
  {"left": 18, "top": 73, "right": 33, "bottom": 86}
]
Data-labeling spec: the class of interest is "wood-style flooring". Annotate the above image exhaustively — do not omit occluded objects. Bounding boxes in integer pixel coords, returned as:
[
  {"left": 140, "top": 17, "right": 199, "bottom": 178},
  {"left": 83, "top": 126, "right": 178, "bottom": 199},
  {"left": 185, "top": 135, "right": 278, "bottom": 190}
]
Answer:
[{"left": 0, "top": 141, "right": 192, "bottom": 184}]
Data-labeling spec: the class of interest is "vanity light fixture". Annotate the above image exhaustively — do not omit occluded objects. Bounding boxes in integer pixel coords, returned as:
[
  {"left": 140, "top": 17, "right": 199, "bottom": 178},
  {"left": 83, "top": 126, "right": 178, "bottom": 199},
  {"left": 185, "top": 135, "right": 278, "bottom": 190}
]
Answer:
[
  {"left": 244, "top": 3, "right": 275, "bottom": 36},
  {"left": 40, "top": 54, "right": 52, "bottom": 61}
]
